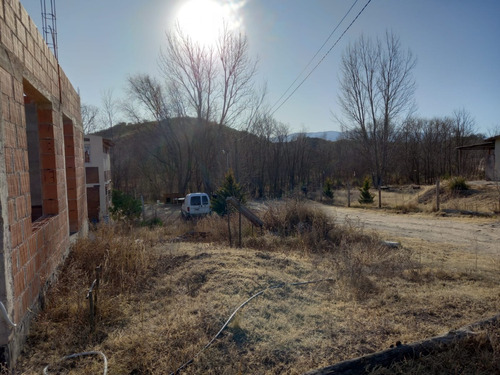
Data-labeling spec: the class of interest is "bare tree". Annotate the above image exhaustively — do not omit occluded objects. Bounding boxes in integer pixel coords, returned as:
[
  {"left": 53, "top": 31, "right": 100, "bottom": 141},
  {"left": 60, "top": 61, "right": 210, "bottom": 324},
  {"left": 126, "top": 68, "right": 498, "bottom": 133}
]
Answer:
[
  {"left": 159, "top": 22, "right": 260, "bottom": 128},
  {"left": 398, "top": 117, "right": 424, "bottom": 184},
  {"left": 487, "top": 124, "right": 500, "bottom": 138},
  {"left": 81, "top": 103, "right": 100, "bottom": 134},
  {"left": 159, "top": 23, "right": 217, "bottom": 123},
  {"left": 217, "top": 24, "right": 258, "bottom": 128},
  {"left": 118, "top": 22, "right": 263, "bottom": 195},
  {"left": 124, "top": 74, "right": 169, "bottom": 123},
  {"left": 452, "top": 108, "right": 476, "bottom": 145},
  {"left": 101, "top": 89, "right": 121, "bottom": 139},
  {"left": 245, "top": 113, "right": 276, "bottom": 196},
  {"left": 155, "top": 22, "right": 262, "bottom": 191},
  {"left": 338, "top": 32, "right": 416, "bottom": 186},
  {"left": 126, "top": 74, "right": 193, "bottom": 195}
]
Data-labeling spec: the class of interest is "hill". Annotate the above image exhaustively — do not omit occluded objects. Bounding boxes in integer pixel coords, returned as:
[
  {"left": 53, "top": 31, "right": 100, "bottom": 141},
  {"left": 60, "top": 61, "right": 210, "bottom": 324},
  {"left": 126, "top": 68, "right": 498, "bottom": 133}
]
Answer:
[{"left": 288, "top": 130, "right": 342, "bottom": 142}]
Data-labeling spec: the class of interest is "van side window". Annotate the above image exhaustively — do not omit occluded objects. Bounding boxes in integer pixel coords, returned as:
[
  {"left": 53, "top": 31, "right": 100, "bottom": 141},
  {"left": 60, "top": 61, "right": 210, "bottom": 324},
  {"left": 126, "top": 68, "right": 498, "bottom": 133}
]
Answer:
[
  {"left": 202, "top": 196, "right": 208, "bottom": 205},
  {"left": 191, "top": 196, "right": 201, "bottom": 205}
]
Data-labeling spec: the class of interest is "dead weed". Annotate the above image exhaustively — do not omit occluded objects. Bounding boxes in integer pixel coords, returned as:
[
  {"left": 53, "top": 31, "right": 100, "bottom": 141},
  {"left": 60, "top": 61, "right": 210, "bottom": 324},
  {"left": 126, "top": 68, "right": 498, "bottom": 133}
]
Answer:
[{"left": 14, "top": 202, "right": 500, "bottom": 374}]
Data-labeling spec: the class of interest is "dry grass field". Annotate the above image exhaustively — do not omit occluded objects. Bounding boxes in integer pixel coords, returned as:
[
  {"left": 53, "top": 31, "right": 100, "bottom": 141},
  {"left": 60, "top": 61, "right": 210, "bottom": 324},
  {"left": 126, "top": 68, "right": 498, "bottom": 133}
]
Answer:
[
  {"left": 13, "top": 192, "right": 500, "bottom": 374},
  {"left": 331, "top": 180, "right": 500, "bottom": 215}
]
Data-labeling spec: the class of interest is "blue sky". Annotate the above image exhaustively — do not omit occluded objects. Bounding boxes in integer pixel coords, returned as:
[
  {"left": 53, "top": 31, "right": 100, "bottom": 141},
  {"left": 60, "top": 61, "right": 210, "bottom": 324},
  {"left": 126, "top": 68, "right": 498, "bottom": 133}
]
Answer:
[{"left": 20, "top": 0, "right": 500, "bottom": 135}]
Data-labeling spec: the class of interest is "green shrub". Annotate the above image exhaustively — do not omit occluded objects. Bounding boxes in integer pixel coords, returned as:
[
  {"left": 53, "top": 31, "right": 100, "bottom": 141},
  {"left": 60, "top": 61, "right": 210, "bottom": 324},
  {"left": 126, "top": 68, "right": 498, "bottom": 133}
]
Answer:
[
  {"left": 323, "top": 177, "right": 334, "bottom": 200},
  {"left": 358, "top": 177, "right": 374, "bottom": 204},
  {"left": 141, "top": 217, "right": 163, "bottom": 228},
  {"left": 211, "top": 170, "right": 245, "bottom": 216},
  {"left": 448, "top": 176, "right": 469, "bottom": 192},
  {"left": 110, "top": 190, "right": 142, "bottom": 220}
]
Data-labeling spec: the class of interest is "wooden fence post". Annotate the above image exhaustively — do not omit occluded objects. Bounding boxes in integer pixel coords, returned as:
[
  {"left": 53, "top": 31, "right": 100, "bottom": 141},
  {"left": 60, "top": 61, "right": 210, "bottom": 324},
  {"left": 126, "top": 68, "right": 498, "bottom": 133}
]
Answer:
[
  {"left": 88, "top": 289, "right": 94, "bottom": 332},
  {"left": 227, "top": 206, "right": 232, "bottom": 247},
  {"left": 238, "top": 201, "right": 242, "bottom": 248},
  {"left": 87, "top": 266, "right": 101, "bottom": 333},
  {"left": 436, "top": 179, "right": 440, "bottom": 211},
  {"left": 347, "top": 181, "right": 351, "bottom": 207},
  {"left": 87, "top": 280, "right": 97, "bottom": 333},
  {"left": 94, "top": 266, "right": 101, "bottom": 317}
]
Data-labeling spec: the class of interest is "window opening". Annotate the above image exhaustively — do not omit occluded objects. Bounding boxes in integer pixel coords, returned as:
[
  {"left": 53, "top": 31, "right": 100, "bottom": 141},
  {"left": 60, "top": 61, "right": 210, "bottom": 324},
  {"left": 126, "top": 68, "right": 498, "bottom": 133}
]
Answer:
[{"left": 24, "top": 81, "right": 58, "bottom": 222}]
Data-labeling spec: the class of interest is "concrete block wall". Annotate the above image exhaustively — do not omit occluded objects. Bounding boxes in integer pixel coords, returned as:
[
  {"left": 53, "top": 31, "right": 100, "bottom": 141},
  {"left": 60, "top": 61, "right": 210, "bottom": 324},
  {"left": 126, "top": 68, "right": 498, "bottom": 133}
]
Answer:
[{"left": 0, "top": 0, "right": 87, "bottom": 365}]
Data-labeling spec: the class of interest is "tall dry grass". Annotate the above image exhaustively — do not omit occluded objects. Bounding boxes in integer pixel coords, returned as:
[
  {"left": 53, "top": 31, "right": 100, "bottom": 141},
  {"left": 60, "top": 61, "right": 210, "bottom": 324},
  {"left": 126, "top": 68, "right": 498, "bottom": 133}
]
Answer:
[
  {"left": 18, "top": 223, "right": 161, "bottom": 373},
  {"left": 14, "top": 201, "right": 500, "bottom": 374},
  {"left": 193, "top": 199, "right": 415, "bottom": 302},
  {"left": 70, "top": 224, "right": 151, "bottom": 291}
]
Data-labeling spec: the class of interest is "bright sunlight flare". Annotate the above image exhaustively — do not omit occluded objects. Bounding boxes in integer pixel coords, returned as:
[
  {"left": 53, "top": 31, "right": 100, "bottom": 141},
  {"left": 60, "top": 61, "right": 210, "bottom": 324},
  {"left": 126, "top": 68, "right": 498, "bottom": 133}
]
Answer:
[{"left": 175, "top": 0, "right": 244, "bottom": 46}]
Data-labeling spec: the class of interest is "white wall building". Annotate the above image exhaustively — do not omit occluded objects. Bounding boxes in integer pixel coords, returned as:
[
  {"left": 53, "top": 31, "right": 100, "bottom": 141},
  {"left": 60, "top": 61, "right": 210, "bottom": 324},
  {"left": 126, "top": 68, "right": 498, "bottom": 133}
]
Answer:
[{"left": 84, "top": 135, "right": 113, "bottom": 223}]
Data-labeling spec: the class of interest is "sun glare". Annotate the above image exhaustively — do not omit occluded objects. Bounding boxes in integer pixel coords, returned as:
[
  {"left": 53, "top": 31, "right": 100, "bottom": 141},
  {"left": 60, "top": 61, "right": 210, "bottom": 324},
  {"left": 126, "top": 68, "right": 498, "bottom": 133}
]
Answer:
[{"left": 175, "top": 0, "right": 243, "bottom": 46}]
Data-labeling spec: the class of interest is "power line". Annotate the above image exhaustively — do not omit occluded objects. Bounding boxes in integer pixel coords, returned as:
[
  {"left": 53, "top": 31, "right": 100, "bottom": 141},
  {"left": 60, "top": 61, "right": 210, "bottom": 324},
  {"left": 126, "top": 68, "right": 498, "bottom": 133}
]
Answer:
[
  {"left": 269, "top": 0, "right": 359, "bottom": 113},
  {"left": 270, "top": 0, "right": 373, "bottom": 118}
]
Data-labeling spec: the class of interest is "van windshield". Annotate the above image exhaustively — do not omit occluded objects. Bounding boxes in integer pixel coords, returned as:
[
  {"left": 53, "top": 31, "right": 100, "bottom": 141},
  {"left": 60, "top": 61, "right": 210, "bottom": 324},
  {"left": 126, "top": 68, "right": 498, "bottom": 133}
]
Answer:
[{"left": 190, "top": 196, "right": 201, "bottom": 205}]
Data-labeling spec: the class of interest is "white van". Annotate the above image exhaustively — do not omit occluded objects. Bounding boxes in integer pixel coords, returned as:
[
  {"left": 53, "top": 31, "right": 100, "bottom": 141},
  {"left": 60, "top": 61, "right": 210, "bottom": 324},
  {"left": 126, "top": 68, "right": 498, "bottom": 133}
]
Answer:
[{"left": 181, "top": 193, "right": 211, "bottom": 218}]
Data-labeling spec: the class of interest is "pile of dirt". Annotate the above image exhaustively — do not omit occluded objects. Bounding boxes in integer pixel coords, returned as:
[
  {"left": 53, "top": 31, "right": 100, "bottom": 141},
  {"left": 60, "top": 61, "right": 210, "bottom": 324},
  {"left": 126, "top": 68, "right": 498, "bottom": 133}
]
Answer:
[{"left": 411, "top": 181, "right": 500, "bottom": 214}]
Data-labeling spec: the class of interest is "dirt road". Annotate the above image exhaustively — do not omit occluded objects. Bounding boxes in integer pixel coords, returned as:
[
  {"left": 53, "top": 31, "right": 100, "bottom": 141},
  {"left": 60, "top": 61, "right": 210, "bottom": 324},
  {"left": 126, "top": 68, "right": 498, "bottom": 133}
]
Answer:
[
  {"left": 150, "top": 202, "right": 499, "bottom": 256},
  {"left": 323, "top": 206, "right": 500, "bottom": 256}
]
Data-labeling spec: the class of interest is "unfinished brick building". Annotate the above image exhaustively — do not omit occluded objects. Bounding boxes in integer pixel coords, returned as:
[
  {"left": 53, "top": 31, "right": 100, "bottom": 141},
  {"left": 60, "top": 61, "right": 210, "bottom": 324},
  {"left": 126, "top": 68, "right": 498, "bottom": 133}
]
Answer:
[{"left": 0, "top": 0, "right": 87, "bottom": 365}]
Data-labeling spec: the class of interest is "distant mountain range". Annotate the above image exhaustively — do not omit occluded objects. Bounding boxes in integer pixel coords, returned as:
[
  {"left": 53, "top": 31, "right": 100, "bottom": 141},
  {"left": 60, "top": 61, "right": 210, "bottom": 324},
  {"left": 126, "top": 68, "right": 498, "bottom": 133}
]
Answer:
[{"left": 287, "top": 130, "right": 342, "bottom": 142}]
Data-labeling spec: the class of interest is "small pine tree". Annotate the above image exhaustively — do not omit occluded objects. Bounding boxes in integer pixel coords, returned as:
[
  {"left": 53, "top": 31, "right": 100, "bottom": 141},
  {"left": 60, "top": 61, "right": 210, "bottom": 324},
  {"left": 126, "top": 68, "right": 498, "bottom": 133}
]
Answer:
[
  {"left": 358, "top": 177, "right": 374, "bottom": 204},
  {"left": 323, "top": 177, "right": 334, "bottom": 200},
  {"left": 110, "top": 189, "right": 142, "bottom": 220},
  {"left": 212, "top": 170, "right": 245, "bottom": 216}
]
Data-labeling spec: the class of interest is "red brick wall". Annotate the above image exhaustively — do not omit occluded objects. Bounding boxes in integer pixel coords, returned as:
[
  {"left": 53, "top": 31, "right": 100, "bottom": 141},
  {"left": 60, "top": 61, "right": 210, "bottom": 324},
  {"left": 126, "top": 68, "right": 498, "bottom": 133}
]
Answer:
[{"left": 0, "top": 0, "right": 87, "bottom": 363}]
